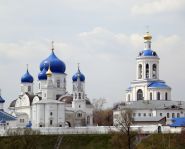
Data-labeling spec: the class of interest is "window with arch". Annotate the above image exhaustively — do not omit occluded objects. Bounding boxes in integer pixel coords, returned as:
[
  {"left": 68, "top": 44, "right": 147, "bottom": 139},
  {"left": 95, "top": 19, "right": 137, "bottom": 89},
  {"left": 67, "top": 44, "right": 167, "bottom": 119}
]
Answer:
[
  {"left": 57, "top": 80, "right": 60, "bottom": 88},
  {"left": 87, "top": 116, "right": 90, "bottom": 125},
  {"left": 177, "top": 113, "right": 180, "bottom": 118},
  {"left": 165, "top": 92, "right": 168, "bottom": 100},
  {"left": 172, "top": 113, "right": 175, "bottom": 118},
  {"left": 79, "top": 93, "right": 81, "bottom": 99},
  {"left": 167, "top": 113, "right": 170, "bottom": 118},
  {"left": 128, "top": 94, "right": 130, "bottom": 102},
  {"left": 28, "top": 86, "right": 31, "bottom": 92},
  {"left": 146, "top": 64, "right": 149, "bottom": 79},
  {"left": 138, "top": 64, "right": 142, "bottom": 79},
  {"left": 75, "top": 93, "right": 77, "bottom": 99},
  {"left": 157, "top": 92, "right": 160, "bottom": 100},
  {"left": 137, "top": 89, "right": 143, "bottom": 100},
  {"left": 152, "top": 64, "right": 157, "bottom": 79},
  {"left": 150, "top": 93, "right": 152, "bottom": 100}
]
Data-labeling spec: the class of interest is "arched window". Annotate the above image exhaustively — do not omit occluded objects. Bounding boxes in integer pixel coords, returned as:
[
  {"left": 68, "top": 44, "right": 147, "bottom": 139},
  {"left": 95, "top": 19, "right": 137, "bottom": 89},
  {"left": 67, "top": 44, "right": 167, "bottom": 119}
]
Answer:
[
  {"left": 87, "top": 116, "right": 90, "bottom": 125},
  {"left": 152, "top": 64, "right": 157, "bottom": 79},
  {"left": 137, "top": 89, "right": 143, "bottom": 100},
  {"left": 79, "top": 93, "right": 81, "bottom": 99},
  {"left": 75, "top": 93, "right": 77, "bottom": 99},
  {"left": 150, "top": 93, "right": 152, "bottom": 100},
  {"left": 138, "top": 64, "right": 142, "bottom": 79},
  {"left": 165, "top": 92, "right": 168, "bottom": 100},
  {"left": 157, "top": 92, "right": 160, "bottom": 100},
  {"left": 57, "top": 80, "right": 60, "bottom": 88},
  {"left": 177, "top": 113, "right": 180, "bottom": 118},
  {"left": 172, "top": 113, "right": 175, "bottom": 118},
  {"left": 128, "top": 94, "right": 130, "bottom": 102},
  {"left": 28, "top": 86, "right": 31, "bottom": 92},
  {"left": 167, "top": 113, "right": 170, "bottom": 118},
  {"left": 146, "top": 64, "right": 149, "bottom": 79}
]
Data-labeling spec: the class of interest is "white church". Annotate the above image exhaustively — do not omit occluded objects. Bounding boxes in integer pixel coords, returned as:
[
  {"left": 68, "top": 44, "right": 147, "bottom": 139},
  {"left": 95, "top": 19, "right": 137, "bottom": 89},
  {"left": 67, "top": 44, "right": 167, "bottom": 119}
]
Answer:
[
  {"left": 113, "top": 32, "right": 185, "bottom": 126},
  {"left": 8, "top": 45, "right": 93, "bottom": 128}
]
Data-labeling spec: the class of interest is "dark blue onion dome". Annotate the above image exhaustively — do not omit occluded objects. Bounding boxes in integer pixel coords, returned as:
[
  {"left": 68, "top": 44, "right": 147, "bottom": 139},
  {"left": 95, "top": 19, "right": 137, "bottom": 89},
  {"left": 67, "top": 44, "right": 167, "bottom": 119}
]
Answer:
[
  {"left": 21, "top": 68, "right": 34, "bottom": 83},
  {"left": 72, "top": 67, "right": 85, "bottom": 82},
  {"left": 138, "top": 49, "right": 158, "bottom": 57},
  {"left": 38, "top": 67, "right": 47, "bottom": 80},
  {"left": 40, "top": 49, "right": 66, "bottom": 74}
]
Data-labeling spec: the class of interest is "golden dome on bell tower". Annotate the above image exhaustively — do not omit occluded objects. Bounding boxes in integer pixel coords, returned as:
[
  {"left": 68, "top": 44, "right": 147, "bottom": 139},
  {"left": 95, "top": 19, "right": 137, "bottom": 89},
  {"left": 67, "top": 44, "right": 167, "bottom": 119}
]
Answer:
[{"left": 144, "top": 32, "right": 152, "bottom": 41}]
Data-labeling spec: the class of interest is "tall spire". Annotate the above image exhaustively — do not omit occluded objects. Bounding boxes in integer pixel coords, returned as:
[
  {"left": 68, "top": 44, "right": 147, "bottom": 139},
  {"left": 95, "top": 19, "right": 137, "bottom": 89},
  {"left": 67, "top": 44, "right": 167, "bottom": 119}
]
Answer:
[
  {"left": 51, "top": 41, "right": 54, "bottom": 51},
  {"left": 26, "top": 64, "right": 29, "bottom": 72},
  {"left": 77, "top": 63, "right": 80, "bottom": 72}
]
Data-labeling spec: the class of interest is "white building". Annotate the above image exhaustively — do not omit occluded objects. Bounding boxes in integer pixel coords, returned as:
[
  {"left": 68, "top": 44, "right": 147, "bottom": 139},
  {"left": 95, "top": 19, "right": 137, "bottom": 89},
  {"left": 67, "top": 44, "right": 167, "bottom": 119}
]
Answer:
[
  {"left": 9, "top": 46, "right": 93, "bottom": 128},
  {"left": 113, "top": 32, "right": 185, "bottom": 126}
]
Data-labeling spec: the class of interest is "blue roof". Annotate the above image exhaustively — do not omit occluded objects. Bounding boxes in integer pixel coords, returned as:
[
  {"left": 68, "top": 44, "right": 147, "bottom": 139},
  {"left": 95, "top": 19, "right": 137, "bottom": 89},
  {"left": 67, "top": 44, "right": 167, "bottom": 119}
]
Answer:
[
  {"left": 148, "top": 81, "right": 170, "bottom": 89},
  {"left": 0, "top": 111, "right": 16, "bottom": 121},
  {"left": 38, "top": 67, "right": 47, "bottom": 80},
  {"left": 21, "top": 70, "right": 34, "bottom": 83},
  {"left": 26, "top": 121, "right": 32, "bottom": 128},
  {"left": 170, "top": 118, "right": 185, "bottom": 127},
  {"left": 40, "top": 51, "right": 66, "bottom": 74},
  {"left": 0, "top": 96, "right": 5, "bottom": 103},
  {"left": 72, "top": 68, "right": 85, "bottom": 82},
  {"left": 138, "top": 49, "right": 158, "bottom": 57}
]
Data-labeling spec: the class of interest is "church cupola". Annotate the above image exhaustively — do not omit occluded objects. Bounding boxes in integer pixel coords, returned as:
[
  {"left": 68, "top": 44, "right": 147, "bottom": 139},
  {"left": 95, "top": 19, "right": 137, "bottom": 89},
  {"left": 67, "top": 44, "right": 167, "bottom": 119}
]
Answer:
[
  {"left": 72, "top": 64, "right": 86, "bottom": 100},
  {"left": 20, "top": 65, "right": 34, "bottom": 95},
  {"left": 21, "top": 66, "right": 34, "bottom": 83}
]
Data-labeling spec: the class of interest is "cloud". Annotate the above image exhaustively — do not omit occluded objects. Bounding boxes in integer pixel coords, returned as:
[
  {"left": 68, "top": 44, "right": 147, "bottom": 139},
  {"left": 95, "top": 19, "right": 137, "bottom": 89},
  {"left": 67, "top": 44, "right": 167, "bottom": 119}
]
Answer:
[{"left": 132, "top": 0, "right": 185, "bottom": 15}]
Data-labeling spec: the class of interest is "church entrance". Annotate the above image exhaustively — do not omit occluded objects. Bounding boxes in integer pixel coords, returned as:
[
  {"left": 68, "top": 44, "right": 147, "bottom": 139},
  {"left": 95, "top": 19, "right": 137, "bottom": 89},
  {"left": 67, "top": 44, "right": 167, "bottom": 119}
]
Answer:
[{"left": 137, "top": 89, "right": 143, "bottom": 100}]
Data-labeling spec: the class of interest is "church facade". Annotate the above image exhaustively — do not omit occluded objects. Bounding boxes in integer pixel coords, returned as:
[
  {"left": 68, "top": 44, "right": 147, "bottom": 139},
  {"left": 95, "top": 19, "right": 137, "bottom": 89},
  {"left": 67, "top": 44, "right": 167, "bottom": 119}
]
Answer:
[
  {"left": 9, "top": 46, "right": 93, "bottom": 127},
  {"left": 114, "top": 32, "right": 185, "bottom": 126}
]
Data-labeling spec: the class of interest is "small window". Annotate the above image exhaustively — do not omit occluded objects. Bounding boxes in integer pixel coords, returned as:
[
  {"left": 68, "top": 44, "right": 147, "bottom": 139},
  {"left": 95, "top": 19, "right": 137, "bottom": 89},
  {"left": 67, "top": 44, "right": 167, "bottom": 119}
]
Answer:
[
  {"left": 79, "top": 93, "right": 81, "bottom": 99},
  {"left": 146, "top": 64, "right": 149, "bottom": 79},
  {"left": 167, "top": 113, "right": 170, "bottom": 118},
  {"left": 148, "top": 113, "right": 152, "bottom": 117},
  {"left": 79, "top": 105, "right": 81, "bottom": 108},
  {"left": 77, "top": 113, "right": 82, "bottom": 118},
  {"left": 50, "top": 112, "right": 53, "bottom": 116},
  {"left": 40, "top": 125, "right": 42, "bottom": 127},
  {"left": 57, "top": 80, "right": 60, "bottom": 88},
  {"left": 165, "top": 92, "right": 168, "bottom": 100},
  {"left": 28, "top": 86, "right": 31, "bottom": 92},
  {"left": 128, "top": 94, "right": 130, "bottom": 102},
  {"left": 50, "top": 120, "right": 53, "bottom": 125},
  {"left": 138, "top": 113, "right": 141, "bottom": 117},
  {"left": 177, "top": 113, "right": 180, "bottom": 118},
  {"left": 172, "top": 113, "right": 175, "bottom": 118},
  {"left": 160, "top": 113, "right": 162, "bottom": 116},
  {"left": 150, "top": 93, "right": 152, "bottom": 100},
  {"left": 143, "top": 113, "right": 146, "bottom": 117},
  {"left": 157, "top": 92, "right": 160, "bottom": 100}
]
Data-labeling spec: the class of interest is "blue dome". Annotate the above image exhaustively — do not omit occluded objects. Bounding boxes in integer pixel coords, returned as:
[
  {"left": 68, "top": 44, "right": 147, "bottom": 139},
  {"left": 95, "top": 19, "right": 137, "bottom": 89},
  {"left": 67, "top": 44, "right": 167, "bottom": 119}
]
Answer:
[
  {"left": 148, "top": 81, "right": 170, "bottom": 89},
  {"left": 21, "top": 70, "right": 34, "bottom": 83},
  {"left": 138, "top": 49, "right": 158, "bottom": 57},
  {"left": 40, "top": 51, "right": 66, "bottom": 73},
  {"left": 0, "top": 96, "right": 5, "bottom": 103},
  {"left": 38, "top": 67, "right": 47, "bottom": 80},
  {"left": 72, "top": 68, "right": 85, "bottom": 82}
]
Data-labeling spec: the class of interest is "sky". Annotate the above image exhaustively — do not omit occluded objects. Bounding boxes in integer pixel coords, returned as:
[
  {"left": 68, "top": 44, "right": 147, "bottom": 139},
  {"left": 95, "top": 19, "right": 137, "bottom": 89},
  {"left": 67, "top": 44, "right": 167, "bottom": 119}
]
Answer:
[{"left": 0, "top": 0, "right": 185, "bottom": 109}]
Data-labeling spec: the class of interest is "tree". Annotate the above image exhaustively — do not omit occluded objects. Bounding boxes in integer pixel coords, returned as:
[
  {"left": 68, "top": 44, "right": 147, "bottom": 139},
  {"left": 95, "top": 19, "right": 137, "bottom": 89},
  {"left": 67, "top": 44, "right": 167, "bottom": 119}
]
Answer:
[
  {"left": 92, "top": 98, "right": 106, "bottom": 111},
  {"left": 114, "top": 109, "right": 135, "bottom": 149}
]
